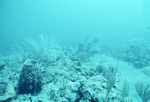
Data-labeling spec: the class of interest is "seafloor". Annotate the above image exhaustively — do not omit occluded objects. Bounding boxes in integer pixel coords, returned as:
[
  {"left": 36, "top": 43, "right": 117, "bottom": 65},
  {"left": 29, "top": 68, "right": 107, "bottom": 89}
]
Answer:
[{"left": 0, "top": 36, "right": 150, "bottom": 102}]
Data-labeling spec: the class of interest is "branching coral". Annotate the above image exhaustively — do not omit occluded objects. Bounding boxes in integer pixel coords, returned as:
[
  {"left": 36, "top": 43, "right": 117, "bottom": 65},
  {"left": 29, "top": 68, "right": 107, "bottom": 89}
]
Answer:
[
  {"left": 76, "top": 38, "right": 99, "bottom": 62},
  {"left": 120, "top": 80, "right": 130, "bottom": 101},
  {"left": 103, "top": 65, "right": 118, "bottom": 99}
]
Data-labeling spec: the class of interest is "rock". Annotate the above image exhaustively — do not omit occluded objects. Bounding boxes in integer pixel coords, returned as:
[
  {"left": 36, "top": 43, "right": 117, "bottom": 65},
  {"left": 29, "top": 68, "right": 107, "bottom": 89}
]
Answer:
[
  {"left": 0, "top": 61, "right": 6, "bottom": 69},
  {"left": 142, "top": 67, "right": 150, "bottom": 77},
  {"left": 0, "top": 82, "right": 15, "bottom": 101}
]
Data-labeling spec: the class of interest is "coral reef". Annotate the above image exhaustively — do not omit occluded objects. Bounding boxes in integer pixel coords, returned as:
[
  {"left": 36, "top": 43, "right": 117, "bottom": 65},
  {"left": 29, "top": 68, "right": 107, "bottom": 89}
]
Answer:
[
  {"left": 102, "top": 39, "right": 150, "bottom": 68},
  {"left": 1, "top": 37, "right": 147, "bottom": 101},
  {"left": 75, "top": 75, "right": 119, "bottom": 102}
]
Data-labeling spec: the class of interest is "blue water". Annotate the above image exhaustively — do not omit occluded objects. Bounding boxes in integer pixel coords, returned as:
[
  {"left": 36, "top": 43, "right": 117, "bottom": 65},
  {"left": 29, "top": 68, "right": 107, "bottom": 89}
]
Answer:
[{"left": 0, "top": 0, "right": 150, "bottom": 43}]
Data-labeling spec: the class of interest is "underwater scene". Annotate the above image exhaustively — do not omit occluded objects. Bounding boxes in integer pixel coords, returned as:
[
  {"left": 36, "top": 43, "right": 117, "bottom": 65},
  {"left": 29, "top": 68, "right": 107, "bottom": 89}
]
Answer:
[{"left": 0, "top": 0, "right": 150, "bottom": 102}]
